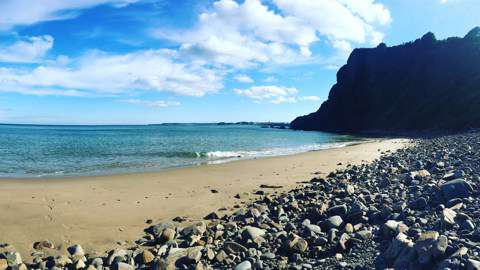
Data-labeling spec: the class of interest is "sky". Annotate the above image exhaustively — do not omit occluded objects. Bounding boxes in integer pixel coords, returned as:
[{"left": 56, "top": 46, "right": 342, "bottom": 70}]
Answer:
[{"left": 0, "top": 0, "right": 478, "bottom": 124}]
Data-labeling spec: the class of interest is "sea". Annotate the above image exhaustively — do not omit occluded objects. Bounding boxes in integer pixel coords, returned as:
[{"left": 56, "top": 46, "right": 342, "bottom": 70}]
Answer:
[{"left": 0, "top": 124, "right": 364, "bottom": 178}]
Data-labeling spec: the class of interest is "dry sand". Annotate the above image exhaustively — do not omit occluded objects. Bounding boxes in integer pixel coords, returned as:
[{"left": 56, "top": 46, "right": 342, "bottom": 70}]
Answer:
[{"left": 0, "top": 139, "right": 408, "bottom": 258}]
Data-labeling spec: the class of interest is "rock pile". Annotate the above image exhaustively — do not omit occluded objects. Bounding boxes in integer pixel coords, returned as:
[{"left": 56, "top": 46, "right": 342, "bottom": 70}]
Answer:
[{"left": 1, "top": 132, "right": 480, "bottom": 269}]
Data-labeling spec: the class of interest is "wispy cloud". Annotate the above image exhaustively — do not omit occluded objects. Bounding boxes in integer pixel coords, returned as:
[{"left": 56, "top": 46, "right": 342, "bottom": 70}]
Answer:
[
  {"left": 264, "top": 76, "right": 278, "bottom": 83},
  {"left": 234, "top": 85, "right": 298, "bottom": 104},
  {"left": 0, "top": 35, "right": 53, "bottom": 63},
  {"left": 0, "top": 49, "right": 223, "bottom": 97},
  {"left": 234, "top": 74, "right": 254, "bottom": 83},
  {"left": 122, "top": 99, "right": 180, "bottom": 108},
  {"left": 234, "top": 86, "right": 323, "bottom": 104},
  {"left": 0, "top": 0, "right": 140, "bottom": 30}
]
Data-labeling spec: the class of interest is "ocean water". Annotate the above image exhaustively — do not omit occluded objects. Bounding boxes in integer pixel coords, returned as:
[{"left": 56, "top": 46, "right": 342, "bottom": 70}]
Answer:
[{"left": 0, "top": 124, "right": 363, "bottom": 178}]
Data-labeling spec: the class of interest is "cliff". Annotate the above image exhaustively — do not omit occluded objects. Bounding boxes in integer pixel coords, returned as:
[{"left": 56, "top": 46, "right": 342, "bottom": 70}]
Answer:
[{"left": 291, "top": 27, "right": 480, "bottom": 134}]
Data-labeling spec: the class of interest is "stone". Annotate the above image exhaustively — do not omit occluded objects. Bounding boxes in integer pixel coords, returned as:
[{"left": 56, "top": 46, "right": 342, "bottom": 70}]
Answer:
[
  {"left": 223, "top": 241, "right": 248, "bottom": 254},
  {"left": 0, "top": 259, "right": 7, "bottom": 270},
  {"left": 450, "top": 247, "right": 468, "bottom": 258},
  {"left": 383, "top": 220, "right": 409, "bottom": 239},
  {"left": 418, "top": 231, "right": 439, "bottom": 241},
  {"left": 5, "top": 252, "right": 22, "bottom": 266},
  {"left": 141, "top": 250, "right": 155, "bottom": 264},
  {"left": 107, "top": 249, "right": 128, "bottom": 266},
  {"left": 326, "top": 216, "right": 343, "bottom": 228},
  {"left": 204, "top": 212, "right": 219, "bottom": 220},
  {"left": 356, "top": 230, "right": 372, "bottom": 240},
  {"left": 242, "top": 226, "right": 266, "bottom": 240},
  {"left": 467, "top": 259, "right": 480, "bottom": 270},
  {"left": 187, "top": 247, "right": 202, "bottom": 263},
  {"left": 161, "top": 228, "right": 176, "bottom": 242},
  {"left": 164, "top": 246, "right": 203, "bottom": 267},
  {"left": 261, "top": 252, "right": 275, "bottom": 260},
  {"left": 304, "top": 224, "right": 322, "bottom": 234},
  {"left": 393, "top": 245, "right": 416, "bottom": 269},
  {"left": 33, "top": 240, "right": 54, "bottom": 250},
  {"left": 440, "top": 179, "right": 472, "bottom": 201},
  {"left": 235, "top": 261, "right": 252, "bottom": 270},
  {"left": 346, "top": 185, "right": 355, "bottom": 195},
  {"left": 182, "top": 222, "right": 206, "bottom": 237},
  {"left": 206, "top": 247, "right": 215, "bottom": 260},
  {"left": 416, "top": 170, "right": 431, "bottom": 178},
  {"left": 114, "top": 262, "right": 134, "bottom": 270},
  {"left": 409, "top": 197, "right": 428, "bottom": 210},
  {"left": 432, "top": 235, "right": 448, "bottom": 258},
  {"left": 68, "top": 244, "right": 85, "bottom": 258},
  {"left": 338, "top": 233, "right": 350, "bottom": 250},
  {"left": 384, "top": 233, "right": 413, "bottom": 260},
  {"left": 327, "top": 205, "right": 348, "bottom": 216},
  {"left": 288, "top": 235, "right": 308, "bottom": 253},
  {"left": 91, "top": 257, "right": 103, "bottom": 268},
  {"left": 415, "top": 231, "right": 439, "bottom": 264},
  {"left": 442, "top": 208, "right": 457, "bottom": 225},
  {"left": 195, "top": 262, "right": 205, "bottom": 270},
  {"left": 344, "top": 223, "right": 354, "bottom": 233},
  {"left": 215, "top": 250, "right": 228, "bottom": 263},
  {"left": 75, "top": 259, "right": 86, "bottom": 269},
  {"left": 56, "top": 255, "right": 73, "bottom": 267},
  {"left": 461, "top": 219, "right": 476, "bottom": 231}
]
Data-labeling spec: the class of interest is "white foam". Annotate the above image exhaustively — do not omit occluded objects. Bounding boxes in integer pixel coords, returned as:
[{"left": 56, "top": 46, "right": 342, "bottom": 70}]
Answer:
[{"left": 204, "top": 141, "right": 362, "bottom": 164}]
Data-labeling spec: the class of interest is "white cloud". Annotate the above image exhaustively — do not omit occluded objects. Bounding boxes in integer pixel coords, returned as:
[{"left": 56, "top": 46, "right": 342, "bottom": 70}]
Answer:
[
  {"left": 0, "top": 35, "right": 54, "bottom": 63},
  {"left": 271, "top": 96, "right": 296, "bottom": 104},
  {"left": 0, "top": 49, "right": 223, "bottom": 97},
  {"left": 264, "top": 76, "right": 278, "bottom": 83},
  {"left": 274, "top": 0, "right": 391, "bottom": 48},
  {"left": 0, "top": 0, "right": 392, "bottom": 104},
  {"left": 154, "top": 0, "right": 318, "bottom": 68},
  {"left": 300, "top": 95, "right": 321, "bottom": 101},
  {"left": 234, "top": 86, "right": 323, "bottom": 104},
  {"left": 0, "top": 0, "right": 139, "bottom": 30},
  {"left": 234, "top": 74, "right": 254, "bottom": 83},
  {"left": 234, "top": 85, "right": 298, "bottom": 104},
  {"left": 154, "top": 0, "right": 391, "bottom": 68},
  {"left": 122, "top": 99, "right": 180, "bottom": 108}
]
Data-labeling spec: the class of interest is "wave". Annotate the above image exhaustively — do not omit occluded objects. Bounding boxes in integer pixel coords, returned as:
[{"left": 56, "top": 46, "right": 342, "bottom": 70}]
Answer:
[
  {"left": 201, "top": 141, "right": 363, "bottom": 161},
  {"left": 150, "top": 141, "right": 366, "bottom": 160}
]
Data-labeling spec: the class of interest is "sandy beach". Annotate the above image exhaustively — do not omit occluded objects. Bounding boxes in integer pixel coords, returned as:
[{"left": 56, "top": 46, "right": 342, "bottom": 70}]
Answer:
[{"left": 0, "top": 139, "right": 407, "bottom": 259}]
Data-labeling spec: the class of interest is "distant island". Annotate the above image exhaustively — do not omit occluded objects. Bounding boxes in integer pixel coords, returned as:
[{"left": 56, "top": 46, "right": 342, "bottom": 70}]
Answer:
[
  {"left": 152, "top": 122, "right": 290, "bottom": 129},
  {"left": 217, "top": 122, "right": 290, "bottom": 129},
  {"left": 291, "top": 27, "right": 480, "bottom": 134}
]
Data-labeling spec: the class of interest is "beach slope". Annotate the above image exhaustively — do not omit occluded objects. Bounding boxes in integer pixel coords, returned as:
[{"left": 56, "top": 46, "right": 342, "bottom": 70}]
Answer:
[{"left": 0, "top": 139, "right": 406, "bottom": 258}]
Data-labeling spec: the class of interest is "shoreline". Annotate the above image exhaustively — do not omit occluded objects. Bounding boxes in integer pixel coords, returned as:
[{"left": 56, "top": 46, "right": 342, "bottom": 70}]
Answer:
[
  {"left": 0, "top": 138, "right": 408, "bottom": 260},
  {"left": 0, "top": 140, "right": 370, "bottom": 180}
]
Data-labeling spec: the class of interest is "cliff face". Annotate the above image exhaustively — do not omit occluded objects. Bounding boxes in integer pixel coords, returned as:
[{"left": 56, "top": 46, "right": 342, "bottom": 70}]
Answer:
[{"left": 291, "top": 27, "right": 480, "bottom": 134}]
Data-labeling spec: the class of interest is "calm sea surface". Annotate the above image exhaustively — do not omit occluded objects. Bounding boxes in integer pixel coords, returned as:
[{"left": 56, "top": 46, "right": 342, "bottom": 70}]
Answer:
[{"left": 0, "top": 124, "right": 363, "bottom": 178}]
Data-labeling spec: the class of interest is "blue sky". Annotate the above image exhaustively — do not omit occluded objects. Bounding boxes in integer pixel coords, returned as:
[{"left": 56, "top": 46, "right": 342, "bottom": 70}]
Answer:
[{"left": 0, "top": 0, "right": 478, "bottom": 124}]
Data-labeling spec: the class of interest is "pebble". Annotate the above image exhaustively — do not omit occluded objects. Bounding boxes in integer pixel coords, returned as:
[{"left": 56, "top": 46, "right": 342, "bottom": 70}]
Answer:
[
  {"left": 234, "top": 260, "right": 252, "bottom": 270},
  {"left": 326, "top": 216, "right": 343, "bottom": 228}
]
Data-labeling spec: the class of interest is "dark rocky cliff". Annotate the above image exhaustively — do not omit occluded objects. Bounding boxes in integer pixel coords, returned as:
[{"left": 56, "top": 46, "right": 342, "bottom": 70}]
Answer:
[{"left": 291, "top": 27, "right": 480, "bottom": 134}]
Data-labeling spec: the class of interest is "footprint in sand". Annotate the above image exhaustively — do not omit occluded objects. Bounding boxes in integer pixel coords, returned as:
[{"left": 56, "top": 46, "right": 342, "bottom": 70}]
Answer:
[{"left": 45, "top": 214, "right": 54, "bottom": 222}]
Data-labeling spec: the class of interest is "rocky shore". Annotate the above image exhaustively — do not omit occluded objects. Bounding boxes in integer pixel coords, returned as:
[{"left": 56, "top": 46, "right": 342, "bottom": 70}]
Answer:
[{"left": 1, "top": 132, "right": 480, "bottom": 269}]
